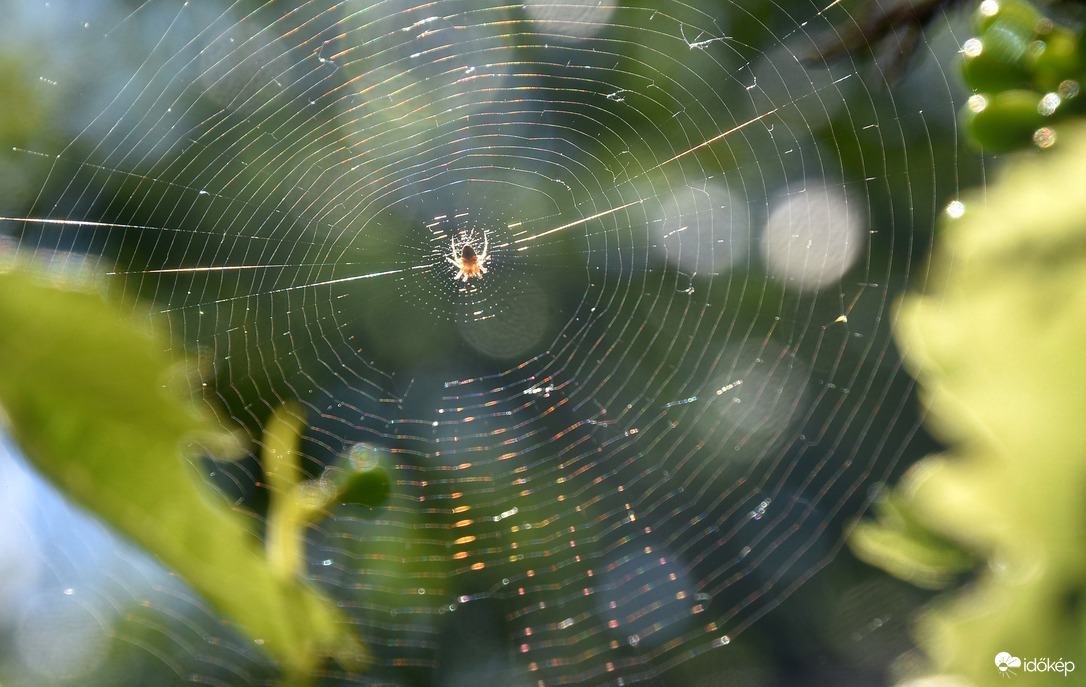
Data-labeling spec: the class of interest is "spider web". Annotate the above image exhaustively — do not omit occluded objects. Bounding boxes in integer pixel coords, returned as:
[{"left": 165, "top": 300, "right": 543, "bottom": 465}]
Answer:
[{"left": 0, "top": 0, "right": 979, "bottom": 685}]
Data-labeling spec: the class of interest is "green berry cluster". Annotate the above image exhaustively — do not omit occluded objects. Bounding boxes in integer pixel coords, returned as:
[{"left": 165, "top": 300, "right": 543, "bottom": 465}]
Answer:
[{"left": 959, "top": 0, "right": 1084, "bottom": 151}]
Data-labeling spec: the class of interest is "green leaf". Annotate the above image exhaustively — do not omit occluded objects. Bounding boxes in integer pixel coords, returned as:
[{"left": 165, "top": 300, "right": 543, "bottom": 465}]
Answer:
[
  {"left": 848, "top": 492, "right": 973, "bottom": 590},
  {"left": 324, "top": 443, "right": 392, "bottom": 510},
  {"left": 0, "top": 266, "right": 366, "bottom": 683},
  {"left": 886, "top": 123, "right": 1086, "bottom": 682}
]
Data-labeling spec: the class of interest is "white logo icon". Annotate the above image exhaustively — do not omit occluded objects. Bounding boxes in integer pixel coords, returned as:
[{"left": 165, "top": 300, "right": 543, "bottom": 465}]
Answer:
[{"left": 996, "top": 652, "right": 1022, "bottom": 677}]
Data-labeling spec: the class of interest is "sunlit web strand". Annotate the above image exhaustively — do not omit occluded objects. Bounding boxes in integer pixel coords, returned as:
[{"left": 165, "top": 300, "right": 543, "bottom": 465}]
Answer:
[
  {"left": 7, "top": 59, "right": 857, "bottom": 302},
  {"left": 502, "top": 104, "right": 776, "bottom": 249},
  {"left": 0, "top": 182, "right": 349, "bottom": 253},
  {"left": 505, "top": 73, "right": 854, "bottom": 248},
  {"left": 0, "top": 216, "right": 359, "bottom": 275},
  {"left": 186, "top": 20, "right": 852, "bottom": 255},
  {"left": 107, "top": 263, "right": 373, "bottom": 275},
  {"left": 152, "top": 264, "right": 424, "bottom": 315}
]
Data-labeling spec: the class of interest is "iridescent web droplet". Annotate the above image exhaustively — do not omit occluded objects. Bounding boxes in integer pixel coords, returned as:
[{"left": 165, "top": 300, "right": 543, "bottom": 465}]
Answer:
[
  {"left": 1033, "top": 127, "right": 1057, "bottom": 148},
  {"left": 1038, "top": 93, "right": 1061, "bottom": 116}
]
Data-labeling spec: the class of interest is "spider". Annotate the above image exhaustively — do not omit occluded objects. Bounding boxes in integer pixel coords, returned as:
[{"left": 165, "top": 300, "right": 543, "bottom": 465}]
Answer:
[{"left": 447, "top": 232, "right": 489, "bottom": 281}]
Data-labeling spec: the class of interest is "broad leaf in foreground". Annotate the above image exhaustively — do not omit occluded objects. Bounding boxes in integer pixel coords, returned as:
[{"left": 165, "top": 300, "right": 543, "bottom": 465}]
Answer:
[
  {"left": 859, "top": 124, "right": 1086, "bottom": 684},
  {"left": 0, "top": 266, "right": 366, "bottom": 683}
]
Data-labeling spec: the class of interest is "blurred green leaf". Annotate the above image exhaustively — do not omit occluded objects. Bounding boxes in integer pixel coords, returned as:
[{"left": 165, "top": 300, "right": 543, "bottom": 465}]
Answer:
[
  {"left": 328, "top": 443, "right": 391, "bottom": 509},
  {"left": 0, "top": 266, "right": 366, "bottom": 683},
  {"left": 848, "top": 492, "right": 973, "bottom": 590},
  {"left": 882, "top": 124, "right": 1086, "bottom": 683}
]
